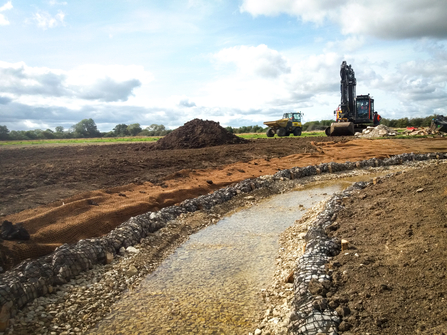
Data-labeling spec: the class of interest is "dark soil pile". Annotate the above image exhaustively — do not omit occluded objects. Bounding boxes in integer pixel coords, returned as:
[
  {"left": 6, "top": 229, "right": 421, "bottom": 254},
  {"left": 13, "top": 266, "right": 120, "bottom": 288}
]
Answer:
[
  {"left": 326, "top": 163, "right": 447, "bottom": 334},
  {"left": 153, "top": 119, "right": 247, "bottom": 150}
]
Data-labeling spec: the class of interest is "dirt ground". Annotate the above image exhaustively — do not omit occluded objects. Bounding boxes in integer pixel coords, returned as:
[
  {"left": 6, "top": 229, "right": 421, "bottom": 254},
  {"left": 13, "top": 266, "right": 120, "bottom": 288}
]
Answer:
[
  {"left": 1, "top": 137, "right": 447, "bottom": 271},
  {"left": 327, "top": 163, "right": 447, "bottom": 334}
]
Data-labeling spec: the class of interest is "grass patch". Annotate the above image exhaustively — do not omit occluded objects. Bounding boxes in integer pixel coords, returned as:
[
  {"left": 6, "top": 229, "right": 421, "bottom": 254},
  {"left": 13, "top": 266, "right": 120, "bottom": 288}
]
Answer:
[{"left": 0, "top": 137, "right": 161, "bottom": 146}]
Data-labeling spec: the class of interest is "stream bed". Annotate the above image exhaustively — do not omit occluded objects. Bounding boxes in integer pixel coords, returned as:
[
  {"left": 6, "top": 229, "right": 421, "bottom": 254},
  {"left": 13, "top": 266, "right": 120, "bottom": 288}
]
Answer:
[{"left": 91, "top": 176, "right": 378, "bottom": 334}]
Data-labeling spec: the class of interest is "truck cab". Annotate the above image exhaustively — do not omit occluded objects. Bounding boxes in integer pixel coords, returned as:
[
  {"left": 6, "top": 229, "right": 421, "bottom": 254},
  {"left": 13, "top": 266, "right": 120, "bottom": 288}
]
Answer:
[{"left": 283, "top": 112, "right": 302, "bottom": 124}]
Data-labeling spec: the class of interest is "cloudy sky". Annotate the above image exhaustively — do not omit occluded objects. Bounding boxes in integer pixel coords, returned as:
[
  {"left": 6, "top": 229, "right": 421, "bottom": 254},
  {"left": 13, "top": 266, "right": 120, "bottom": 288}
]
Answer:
[{"left": 1, "top": 0, "right": 447, "bottom": 132}]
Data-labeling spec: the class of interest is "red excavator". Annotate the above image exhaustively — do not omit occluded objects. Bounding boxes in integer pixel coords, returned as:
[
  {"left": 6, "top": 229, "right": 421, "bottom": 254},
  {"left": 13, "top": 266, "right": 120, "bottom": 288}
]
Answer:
[{"left": 326, "top": 61, "right": 379, "bottom": 136}]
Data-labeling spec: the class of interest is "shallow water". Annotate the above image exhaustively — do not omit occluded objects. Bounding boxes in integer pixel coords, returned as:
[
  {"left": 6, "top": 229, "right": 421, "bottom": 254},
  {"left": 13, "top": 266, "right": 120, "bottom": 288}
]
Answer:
[{"left": 91, "top": 175, "right": 380, "bottom": 334}]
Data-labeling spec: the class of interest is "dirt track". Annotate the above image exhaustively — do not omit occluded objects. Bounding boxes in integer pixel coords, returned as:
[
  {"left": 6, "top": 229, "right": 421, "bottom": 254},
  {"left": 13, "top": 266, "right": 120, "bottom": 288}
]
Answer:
[{"left": 1, "top": 137, "right": 447, "bottom": 270}]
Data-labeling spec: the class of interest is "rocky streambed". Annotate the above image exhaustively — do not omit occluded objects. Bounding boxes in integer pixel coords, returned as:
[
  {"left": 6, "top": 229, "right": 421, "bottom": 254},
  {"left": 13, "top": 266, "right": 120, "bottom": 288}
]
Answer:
[{"left": 2, "top": 153, "right": 446, "bottom": 335}]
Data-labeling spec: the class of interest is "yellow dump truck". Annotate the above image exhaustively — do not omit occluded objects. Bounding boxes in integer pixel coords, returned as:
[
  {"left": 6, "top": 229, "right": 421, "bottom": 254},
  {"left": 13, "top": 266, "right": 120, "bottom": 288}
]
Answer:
[{"left": 264, "top": 112, "right": 303, "bottom": 137}]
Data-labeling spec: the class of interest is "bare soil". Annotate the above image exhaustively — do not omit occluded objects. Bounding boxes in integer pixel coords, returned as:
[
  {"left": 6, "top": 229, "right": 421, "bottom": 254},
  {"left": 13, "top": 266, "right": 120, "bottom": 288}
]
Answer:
[
  {"left": 153, "top": 118, "right": 247, "bottom": 149},
  {"left": 327, "top": 163, "right": 447, "bottom": 334},
  {"left": 0, "top": 136, "right": 447, "bottom": 273}
]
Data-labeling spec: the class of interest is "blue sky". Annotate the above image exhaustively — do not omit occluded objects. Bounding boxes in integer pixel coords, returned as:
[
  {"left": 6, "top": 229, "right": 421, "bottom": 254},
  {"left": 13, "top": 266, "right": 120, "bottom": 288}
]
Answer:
[{"left": 1, "top": 0, "right": 447, "bottom": 132}]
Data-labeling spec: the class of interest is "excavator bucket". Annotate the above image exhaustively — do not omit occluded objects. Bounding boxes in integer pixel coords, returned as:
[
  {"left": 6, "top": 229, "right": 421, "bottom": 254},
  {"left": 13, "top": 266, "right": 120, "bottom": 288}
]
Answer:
[{"left": 325, "top": 122, "right": 355, "bottom": 136}]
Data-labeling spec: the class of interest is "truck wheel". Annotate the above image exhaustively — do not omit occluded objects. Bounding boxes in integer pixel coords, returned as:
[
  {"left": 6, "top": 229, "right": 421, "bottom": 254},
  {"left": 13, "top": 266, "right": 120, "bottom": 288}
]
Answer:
[
  {"left": 266, "top": 128, "right": 275, "bottom": 137},
  {"left": 277, "top": 128, "right": 287, "bottom": 137},
  {"left": 293, "top": 128, "right": 302, "bottom": 136}
]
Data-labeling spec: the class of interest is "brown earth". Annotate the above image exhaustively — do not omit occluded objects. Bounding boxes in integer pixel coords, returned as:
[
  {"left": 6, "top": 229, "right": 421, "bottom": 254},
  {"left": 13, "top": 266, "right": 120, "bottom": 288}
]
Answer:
[
  {"left": 0, "top": 137, "right": 447, "bottom": 271},
  {"left": 326, "top": 163, "right": 447, "bottom": 334},
  {"left": 153, "top": 118, "right": 247, "bottom": 149}
]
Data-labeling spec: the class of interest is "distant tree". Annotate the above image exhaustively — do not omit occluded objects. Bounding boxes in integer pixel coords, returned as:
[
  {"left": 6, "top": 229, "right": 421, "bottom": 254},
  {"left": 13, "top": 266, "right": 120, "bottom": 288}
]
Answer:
[
  {"left": 421, "top": 115, "right": 434, "bottom": 127},
  {"left": 103, "top": 131, "right": 116, "bottom": 137},
  {"left": 225, "top": 126, "right": 234, "bottom": 134},
  {"left": 138, "top": 128, "right": 150, "bottom": 136},
  {"left": 113, "top": 124, "right": 129, "bottom": 137},
  {"left": 55, "top": 126, "right": 64, "bottom": 133},
  {"left": 8, "top": 130, "right": 28, "bottom": 140},
  {"left": 73, "top": 119, "right": 101, "bottom": 138},
  {"left": 42, "top": 129, "right": 55, "bottom": 139},
  {"left": 146, "top": 124, "right": 166, "bottom": 136},
  {"left": 252, "top": 125, "right": 264, "bottom": 133},
  {"left": 395, "top": 117, "right": 409, "bottom": 128},
  {"left": 25, "top": 130, "right": 39, "bottom": 140},
  {"left": 0, "top": 125, "right": 9, "bottom": 140},
  {"left": 380, "top": 118, "right": 390, "bottom": 127},
  {"left": 127, "top": 123, "right": 142, "bottom": 136}
]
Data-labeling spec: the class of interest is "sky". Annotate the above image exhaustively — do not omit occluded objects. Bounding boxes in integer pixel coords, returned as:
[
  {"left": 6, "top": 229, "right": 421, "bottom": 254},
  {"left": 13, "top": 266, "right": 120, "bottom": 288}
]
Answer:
[{"left": 0, "top": 0, "right": 447, "bottom": 132}]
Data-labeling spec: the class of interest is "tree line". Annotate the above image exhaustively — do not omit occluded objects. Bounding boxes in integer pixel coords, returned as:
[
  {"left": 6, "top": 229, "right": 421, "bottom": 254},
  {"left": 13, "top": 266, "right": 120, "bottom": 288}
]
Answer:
[
  {"left": 0, "top": 119, "right": 172, "bottom": 141},
  {"left": 0, "top": 115, "right": 440, "bottom": 141}
]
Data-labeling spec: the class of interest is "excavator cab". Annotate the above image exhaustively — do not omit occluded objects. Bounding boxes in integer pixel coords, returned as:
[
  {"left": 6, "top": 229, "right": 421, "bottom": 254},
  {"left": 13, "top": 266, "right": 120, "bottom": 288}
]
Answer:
[{"left": 356, "top": 95, "right": 374, "bottom": 122}]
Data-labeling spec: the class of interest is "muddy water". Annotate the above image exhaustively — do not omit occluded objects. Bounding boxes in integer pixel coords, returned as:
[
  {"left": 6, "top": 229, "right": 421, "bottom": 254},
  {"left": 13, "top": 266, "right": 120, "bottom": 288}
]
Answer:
[{"left": 91, "top": 176, "right": 378, "bottom": 334}]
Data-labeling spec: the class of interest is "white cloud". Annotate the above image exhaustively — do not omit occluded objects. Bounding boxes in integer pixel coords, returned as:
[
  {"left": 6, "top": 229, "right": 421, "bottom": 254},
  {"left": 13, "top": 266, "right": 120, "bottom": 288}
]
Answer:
[
  {"left": 178, "top": 97, "right": 196, "bottom": 108},
  {"left": 240, "top": 0, "right": 447, "bottom": 39},
  {"left": 32, "top": 10, "right": 65, "bottom": 29},
  {"left": 208, "top": 46, "right": 339, "bottom": 110},
  {"left": 48, "top": 0, "right": 67, "bottom": 5},
  {"left": 325, "top": 36, "right": 365, "bottom": 53},
  {"left": 0, "top": 1, "right": 12, "bottom": 11},
  {"left": 66, "top": 64, "right": 153, "bottom": 86},
  {"left": 0, "top": 61, "right": 151, "bottom": 102},
  {"left": 213, "top": 44, "right": 291, "bottom": 78},
  {"left": 0, "top": 1, "right": 12, "bottom": 26}
]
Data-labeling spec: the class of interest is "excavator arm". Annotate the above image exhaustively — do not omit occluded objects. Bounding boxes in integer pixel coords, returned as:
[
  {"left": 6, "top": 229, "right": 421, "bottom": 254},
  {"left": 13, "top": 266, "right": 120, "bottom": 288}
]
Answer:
[{"left": 339, "top": 61, "right": 356, "bottom": 121}]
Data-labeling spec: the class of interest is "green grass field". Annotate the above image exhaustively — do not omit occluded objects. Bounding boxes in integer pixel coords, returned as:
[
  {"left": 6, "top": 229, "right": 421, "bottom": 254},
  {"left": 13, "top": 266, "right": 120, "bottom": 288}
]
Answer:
[
  {"left": 0, "top": 132, "right": 329, "bottom": 146},
  {"left": 2, "top": 129, "right": 431, "bottom": 147},
  {"left": 0, "top": 136, "right": 161, "bottom": 146}
]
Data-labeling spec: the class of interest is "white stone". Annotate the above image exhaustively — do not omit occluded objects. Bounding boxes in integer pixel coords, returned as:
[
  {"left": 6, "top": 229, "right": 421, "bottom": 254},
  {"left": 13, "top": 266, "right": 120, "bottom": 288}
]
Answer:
[{"left": 126, "top": 246, "right": 140, "bottom": 254}]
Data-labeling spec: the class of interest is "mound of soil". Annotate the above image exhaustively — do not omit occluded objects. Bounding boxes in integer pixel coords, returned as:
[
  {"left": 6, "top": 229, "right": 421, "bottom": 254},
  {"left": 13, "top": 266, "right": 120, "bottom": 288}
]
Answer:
[
  {"left": 153, "top": 119, "right": 247, "bottom": 150},
  {"left": 327, "top": 163, "right": 447, "bottom": 334}
]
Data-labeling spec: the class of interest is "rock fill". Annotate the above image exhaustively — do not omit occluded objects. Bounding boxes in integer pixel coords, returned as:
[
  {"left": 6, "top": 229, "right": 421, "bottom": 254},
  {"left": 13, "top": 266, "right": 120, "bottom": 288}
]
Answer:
[
  {"left": 153, "top": 119, "right": 247, "bottom": 150},
  {"left": 355, "top": 125, "right": 397, "bottom": 138}
]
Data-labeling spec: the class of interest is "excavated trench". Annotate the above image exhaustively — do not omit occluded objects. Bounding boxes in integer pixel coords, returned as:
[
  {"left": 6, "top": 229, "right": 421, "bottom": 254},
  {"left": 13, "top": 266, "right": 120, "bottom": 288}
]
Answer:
[
  {"left": 4, "top": 153, "right": 446, "bottom": 335},
  {"left": 90, "top": 174, "right": 388, "bottom": 334}
]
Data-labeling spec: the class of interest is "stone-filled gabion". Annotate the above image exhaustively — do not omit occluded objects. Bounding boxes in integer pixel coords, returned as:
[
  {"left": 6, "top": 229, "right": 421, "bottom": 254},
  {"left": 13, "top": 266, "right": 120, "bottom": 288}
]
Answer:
[
  {"left": 0, "top": 152, "right": 445, "bottom": 322},
  {"left": 287, "top": 153, "right": 447, "bottom": 335},
  {"left": 288, "top": 182, "right": 369, "bottom": 335}
]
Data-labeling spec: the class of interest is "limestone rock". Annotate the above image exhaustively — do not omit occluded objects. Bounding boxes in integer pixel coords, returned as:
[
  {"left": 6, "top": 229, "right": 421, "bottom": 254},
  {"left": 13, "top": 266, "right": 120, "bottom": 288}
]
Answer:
[{"left": 126, "top": 265, "right": 138, "bottom": 277}]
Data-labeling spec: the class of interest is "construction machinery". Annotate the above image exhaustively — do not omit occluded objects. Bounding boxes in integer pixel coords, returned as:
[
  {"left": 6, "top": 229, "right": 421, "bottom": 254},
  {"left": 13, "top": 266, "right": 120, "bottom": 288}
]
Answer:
[
  {"left": 264, "top": 112, "right": 303, "bottom": 137},
  {"left": 430, "top": 115, "right": 447, "bottom": 133},
  {"left": 326, "top": 61, "right": 377, "bottom": 136}
]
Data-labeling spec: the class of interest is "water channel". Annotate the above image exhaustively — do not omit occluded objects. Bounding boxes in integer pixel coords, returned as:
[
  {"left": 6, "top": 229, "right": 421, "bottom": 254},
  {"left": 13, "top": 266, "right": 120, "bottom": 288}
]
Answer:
[{"left": 91, "top": 175, "right": 381, "bottom": 334}]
